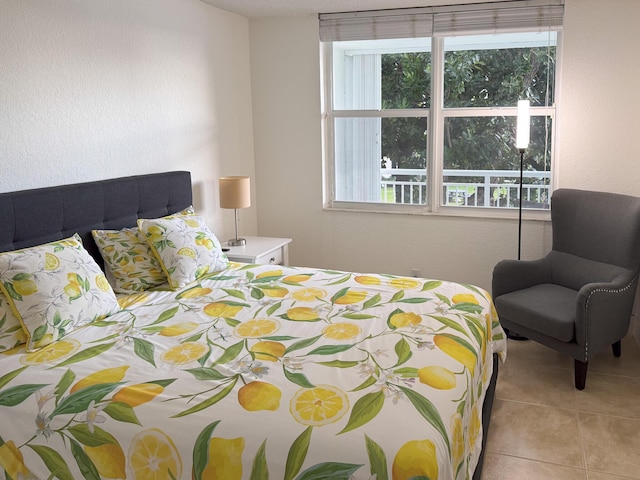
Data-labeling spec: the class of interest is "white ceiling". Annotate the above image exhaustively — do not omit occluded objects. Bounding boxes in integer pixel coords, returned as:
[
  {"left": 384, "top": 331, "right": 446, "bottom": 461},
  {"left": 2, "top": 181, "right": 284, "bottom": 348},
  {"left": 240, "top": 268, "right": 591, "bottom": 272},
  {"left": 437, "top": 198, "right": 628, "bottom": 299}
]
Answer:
[{"left": 199, "top": 0, "right": 509, "bottom": 19}]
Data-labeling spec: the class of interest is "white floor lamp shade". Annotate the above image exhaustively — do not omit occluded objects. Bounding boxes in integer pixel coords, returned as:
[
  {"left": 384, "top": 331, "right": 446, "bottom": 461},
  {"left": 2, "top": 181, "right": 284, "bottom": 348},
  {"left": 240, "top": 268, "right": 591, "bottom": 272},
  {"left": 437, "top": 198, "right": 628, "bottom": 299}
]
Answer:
[{"left": 219, "top": 176, "right": 251, "bottom": 246}]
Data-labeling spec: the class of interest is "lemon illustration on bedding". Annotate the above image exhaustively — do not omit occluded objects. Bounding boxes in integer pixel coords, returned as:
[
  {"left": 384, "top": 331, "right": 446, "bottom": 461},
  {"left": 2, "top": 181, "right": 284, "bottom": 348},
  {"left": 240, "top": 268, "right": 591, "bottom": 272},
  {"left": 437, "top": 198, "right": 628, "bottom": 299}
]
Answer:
[
  {"left": 389, "top": 277, "right": 421, "bottom": 290},
  {"left": 250, "top": 340, "right": 286, "bottom": 361},
  {"left": 128, "top": 429, "right": 182, "bottom": 480},
  {"left": 354, "top": 275, "right": 381, "bottom": 285},
  {"left": 418, "top": 366, "right": 456, "bottom": 390},
  {"left": 11, "top": 275, "right": 38, "bottom": 297},
  {"left": 161, "top": 342, "right": 209, "bottom": 365},
  {"left": 291, "top": 287, "right": 326, "bottom": 301},
  {"left": 159, "top": 321, "right": 199, "bottom": 337},
  {"left": 95, "top": 273, "right": 111, "bottom": 292},
  {"left": 392, "top": 439, "right": 438, "bottom": 480},
  {"left": 322, "top": 322, "right": 361, "bottom": 340},
  {"left": 234, "top": 319, "right": 280, "bottom": 338},
  {"left": 202, "top": 437, "right": 244, "bottom": 480},
  {"left": 113, "top": 383, "right": 165, "bottom": 407},
  {"left": 389, "top": 311, "right": 421, "bottom": 328},
  {"left": 334, "top": 289, "right": 367, "bottom": 304},
  {"left": 71, "top": 365, "right": 129, "bottom": 393},
  {"left": 238, "top": 381, "right": 282, "bottom": 411},
  {"left": 203, "top": 302, "right": 243, "bottom": 318},
  {"left": 0, "top": 440, "right": 31, "bottom": 480},
  {"left": 286, "top": 306, "right": 320, "bottom": 322},
  {"left": 85, "top": 443, "right": 126, "bottom": 479},
  {"left": 177, "top": 247, "right": 196, "bottom": 258},
  {"left": 44, "top": 252, "right": 60, "bottom": 271},
  {"left": 290, "top": 385, "right": 349, "bottom": 426},
  {"left": 20, "top": 338, "right": 80, "bottom": 365}
]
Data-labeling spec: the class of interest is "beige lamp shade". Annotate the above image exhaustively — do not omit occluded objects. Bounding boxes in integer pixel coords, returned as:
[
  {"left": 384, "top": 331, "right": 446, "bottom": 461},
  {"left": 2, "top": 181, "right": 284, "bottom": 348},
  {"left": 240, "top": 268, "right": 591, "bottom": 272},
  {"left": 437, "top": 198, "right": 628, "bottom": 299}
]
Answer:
[{"left": 219, "top": 176, "right": 251, "bottom": 209}]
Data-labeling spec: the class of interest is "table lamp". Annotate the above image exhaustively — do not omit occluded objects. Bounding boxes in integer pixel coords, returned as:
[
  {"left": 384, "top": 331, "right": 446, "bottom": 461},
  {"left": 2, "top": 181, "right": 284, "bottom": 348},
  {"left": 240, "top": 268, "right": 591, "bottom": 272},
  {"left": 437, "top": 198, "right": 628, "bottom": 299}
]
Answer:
[{"left": 219, "top": 176, "right": 251, "bottom": 246}]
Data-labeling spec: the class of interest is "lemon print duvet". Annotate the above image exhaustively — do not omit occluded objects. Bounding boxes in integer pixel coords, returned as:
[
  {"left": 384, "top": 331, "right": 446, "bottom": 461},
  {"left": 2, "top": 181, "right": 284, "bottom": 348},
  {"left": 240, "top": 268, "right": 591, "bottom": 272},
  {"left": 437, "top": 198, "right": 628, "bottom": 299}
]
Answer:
[{"left": 0, "top": 262, "right": 506, "bottom": 480}]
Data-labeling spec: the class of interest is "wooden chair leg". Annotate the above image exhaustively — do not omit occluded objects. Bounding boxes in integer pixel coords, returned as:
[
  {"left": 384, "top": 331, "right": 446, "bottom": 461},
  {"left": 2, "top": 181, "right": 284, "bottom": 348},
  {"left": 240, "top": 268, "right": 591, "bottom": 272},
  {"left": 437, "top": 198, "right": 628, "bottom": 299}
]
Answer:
[
  {"left": 612, "top": 340, "right": 622, "bottom": 357},
  {"left": 574, "top": 359, "right": 588, "bottom": 390}
]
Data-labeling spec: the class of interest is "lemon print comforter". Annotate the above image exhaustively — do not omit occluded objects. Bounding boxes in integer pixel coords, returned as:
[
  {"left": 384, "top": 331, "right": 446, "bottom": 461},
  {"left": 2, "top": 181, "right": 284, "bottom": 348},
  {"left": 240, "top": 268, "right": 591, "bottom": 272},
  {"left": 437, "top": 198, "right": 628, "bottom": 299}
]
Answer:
[{"left": 0, "top": 263, "right": 506, "bottom": 480}]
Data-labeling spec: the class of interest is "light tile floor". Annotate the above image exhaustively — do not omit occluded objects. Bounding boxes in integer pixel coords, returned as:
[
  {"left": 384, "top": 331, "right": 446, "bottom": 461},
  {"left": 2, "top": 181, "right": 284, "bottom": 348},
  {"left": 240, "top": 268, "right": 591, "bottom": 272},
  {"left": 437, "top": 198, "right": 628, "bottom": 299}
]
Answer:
[{"left": 481, "top": 334, "right": 640, "bottom": 479}]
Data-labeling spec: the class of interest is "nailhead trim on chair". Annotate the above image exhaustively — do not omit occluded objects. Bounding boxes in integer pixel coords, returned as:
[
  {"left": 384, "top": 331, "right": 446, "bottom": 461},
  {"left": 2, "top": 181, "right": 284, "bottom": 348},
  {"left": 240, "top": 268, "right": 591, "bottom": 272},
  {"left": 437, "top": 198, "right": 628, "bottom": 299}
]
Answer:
[{"left": 582, "top": 274, "right": 639, "bottom": 361}]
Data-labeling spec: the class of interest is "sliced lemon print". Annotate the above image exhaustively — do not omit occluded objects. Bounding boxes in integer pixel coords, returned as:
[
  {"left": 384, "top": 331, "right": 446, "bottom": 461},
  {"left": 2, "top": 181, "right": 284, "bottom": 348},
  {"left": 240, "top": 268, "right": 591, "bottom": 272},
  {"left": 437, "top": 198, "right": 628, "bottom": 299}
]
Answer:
[
  {"left": 322, "top": 323, "right": 361, "bottom": 341},
  {"left": 234, "top": 319, "right": 280, "bottom": 338},
  {"left": 389, "top": 277, "right": 421, "bottom": 290},
  {"left": 418, "top": 365, "right": 456, "bottom": 390},
  {"left": 286, "top": 307, "right": 320, "bottom": 322},
  {"left": 292, "top": 287, "right": 327, "bottom": 302},
  {"left": 238, "top": 381, "right": 282, "bottom": 411},
  {"left": 21, "top": 338, "right": 80, "bottom": 365},
  {"left": 392, "top": 439, "right": 438, "bottom": 480},
  {"left": 85, "top": 443, "right": 126, "bottom": 479},
  {"left": 334, "top": 290, "right": 367, "bottom": 305},
  {"left": 128, "top": 428, "right": 182, "bottom": 480},
  {"left": 250, "top": 341, "right": 286, "bottom": 361},
  {"left": 71, "top": 365, "right": 129, "bottom": 393},
  {"left": 176, "top": 247, "right": 196, "bottom": 258},
  {"left": 160, "top": 342, "right": 209, "bottom": 365},
  {"left": 113, "top": 383, "right": 164, "bottom": 407},
  {"left": 354, "top": 275, "right": 381, "bottom": 286},
  {"left": 159, "top": 321, "right": 199, "bottom": 337},
  {"left": 44, "top": 252, "right": 60, "bottom": 271},
  {"left": 290, "top": 385, "right": 349, "bottom": 426},
  {"left": 202, "top": 437, "right": 244, "bottom": 480},
  {"left": 95, "top": 274, "right": 111, "bottom": 292}
]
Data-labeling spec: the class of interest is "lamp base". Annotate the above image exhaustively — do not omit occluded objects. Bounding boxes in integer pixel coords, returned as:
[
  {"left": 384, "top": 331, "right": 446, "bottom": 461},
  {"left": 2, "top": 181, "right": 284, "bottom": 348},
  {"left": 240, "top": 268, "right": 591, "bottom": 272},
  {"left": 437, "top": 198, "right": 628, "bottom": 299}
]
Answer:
[{"left": 228, "top": 238, "right": 246, "bottom": 247}]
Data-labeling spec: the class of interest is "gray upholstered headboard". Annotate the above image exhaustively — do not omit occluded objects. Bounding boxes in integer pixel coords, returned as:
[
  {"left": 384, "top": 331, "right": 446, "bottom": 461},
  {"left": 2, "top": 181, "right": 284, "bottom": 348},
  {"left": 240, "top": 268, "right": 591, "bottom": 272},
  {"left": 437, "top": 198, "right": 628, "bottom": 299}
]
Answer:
[{"left": 0, "top": 171, "right": 193, "bottom": 267}]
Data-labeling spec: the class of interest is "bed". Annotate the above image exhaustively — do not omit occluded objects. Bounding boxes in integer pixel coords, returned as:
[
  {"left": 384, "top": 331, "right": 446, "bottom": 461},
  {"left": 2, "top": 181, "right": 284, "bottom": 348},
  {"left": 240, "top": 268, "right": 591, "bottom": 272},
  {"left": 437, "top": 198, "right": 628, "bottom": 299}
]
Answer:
[{"left": 0, "top": 171, "right": 505, "bottom": 480}]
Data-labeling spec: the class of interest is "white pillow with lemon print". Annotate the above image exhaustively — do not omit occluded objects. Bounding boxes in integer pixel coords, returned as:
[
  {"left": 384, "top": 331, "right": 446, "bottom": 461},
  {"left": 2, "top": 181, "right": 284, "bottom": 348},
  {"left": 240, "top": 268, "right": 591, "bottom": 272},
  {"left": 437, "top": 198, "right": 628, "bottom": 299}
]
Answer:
[
  {"left": 92, "top": 227, "right": 168, "bottom": 293},
  {"left": 137, "top": 215, "right": 228, "bottom": 290},
  {"left": 0, "top": 293, "right": 27, "bottom": 352},
  {"left": 0, "top": 234, "right": 120, "bottom": 351},
  {"left": 92, "top": 206, "right": 195, "bottom": 293}
]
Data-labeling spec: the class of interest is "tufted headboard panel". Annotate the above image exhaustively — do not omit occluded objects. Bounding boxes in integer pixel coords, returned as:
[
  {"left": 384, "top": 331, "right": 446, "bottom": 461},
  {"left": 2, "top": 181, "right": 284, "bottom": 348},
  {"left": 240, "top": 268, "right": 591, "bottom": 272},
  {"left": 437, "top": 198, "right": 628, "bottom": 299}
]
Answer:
[{"left": 0, "top": 171, "right": 193, "bottom": 267}]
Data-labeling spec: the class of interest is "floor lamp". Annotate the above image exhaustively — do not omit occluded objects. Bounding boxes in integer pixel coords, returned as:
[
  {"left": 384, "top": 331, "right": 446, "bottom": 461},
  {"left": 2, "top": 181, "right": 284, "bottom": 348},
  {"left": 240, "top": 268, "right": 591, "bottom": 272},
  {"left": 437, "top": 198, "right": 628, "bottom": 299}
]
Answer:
[{"left": 516, "top": 99, "right": 530, "bottom": 260}]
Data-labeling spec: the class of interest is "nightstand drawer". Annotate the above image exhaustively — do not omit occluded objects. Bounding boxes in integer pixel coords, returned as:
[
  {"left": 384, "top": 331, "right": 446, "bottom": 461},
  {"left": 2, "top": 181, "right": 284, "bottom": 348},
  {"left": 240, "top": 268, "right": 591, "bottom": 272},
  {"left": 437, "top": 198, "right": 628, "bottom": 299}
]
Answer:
[{"left": 255, "top": 247, "right": 283, "bottom": 265}]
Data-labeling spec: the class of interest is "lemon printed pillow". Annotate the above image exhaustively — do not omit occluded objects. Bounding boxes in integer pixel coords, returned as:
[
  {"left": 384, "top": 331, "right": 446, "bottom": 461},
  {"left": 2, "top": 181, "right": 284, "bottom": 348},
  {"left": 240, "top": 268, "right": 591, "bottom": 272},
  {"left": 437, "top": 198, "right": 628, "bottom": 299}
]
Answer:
[
  {"left": 138, "top": 215, "right": 228, "bottom": 289},
  {"left": 0, "top": 293, "right": 27, "bottom": 352},
  {"left": 92, "top": 227, "right": 167, "bottom": 293},
  {"left": 92, "top": 207, "right": 196, "bottom": 293},
  {"left": 0, "top": 234, "right": 120, "bottom": 351}
]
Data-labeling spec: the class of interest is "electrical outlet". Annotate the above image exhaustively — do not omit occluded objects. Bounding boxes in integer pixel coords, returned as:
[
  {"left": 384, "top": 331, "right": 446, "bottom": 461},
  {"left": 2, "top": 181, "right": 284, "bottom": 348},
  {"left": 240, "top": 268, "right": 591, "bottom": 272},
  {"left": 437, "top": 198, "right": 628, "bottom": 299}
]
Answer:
[{"left": 411, "top": 268, "right": 421, "bottom": 278}]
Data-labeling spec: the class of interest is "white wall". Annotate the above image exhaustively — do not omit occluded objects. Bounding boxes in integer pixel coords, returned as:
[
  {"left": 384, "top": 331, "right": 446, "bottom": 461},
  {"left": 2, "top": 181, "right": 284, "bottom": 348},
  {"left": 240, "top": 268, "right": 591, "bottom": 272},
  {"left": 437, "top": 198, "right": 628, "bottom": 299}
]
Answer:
[
  {"left": 0, "top": 0, "right": 257, "bottom": 239},
  {"left": 249, "top": 1, "right": 640, "bottom": 292}
]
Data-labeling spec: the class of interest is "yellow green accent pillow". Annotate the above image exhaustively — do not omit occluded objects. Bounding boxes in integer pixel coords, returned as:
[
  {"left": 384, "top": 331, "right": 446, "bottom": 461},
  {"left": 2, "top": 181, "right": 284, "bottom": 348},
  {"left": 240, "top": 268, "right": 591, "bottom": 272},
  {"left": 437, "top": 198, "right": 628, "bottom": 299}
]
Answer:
[
  {"left": 0, "top": 234, "right": 120, "bottom": 351},
  {"left": 0, "top": 293, "right": 26, "bottom": 352},
  {"left": 92, "top": 227, "right": 167, "bottom": 293},
  {"left": 137, "top": 215, "right": 228, "bottom": 289},
  {"left": 92, "top": 207, "right": 196, "bottom": 293}
]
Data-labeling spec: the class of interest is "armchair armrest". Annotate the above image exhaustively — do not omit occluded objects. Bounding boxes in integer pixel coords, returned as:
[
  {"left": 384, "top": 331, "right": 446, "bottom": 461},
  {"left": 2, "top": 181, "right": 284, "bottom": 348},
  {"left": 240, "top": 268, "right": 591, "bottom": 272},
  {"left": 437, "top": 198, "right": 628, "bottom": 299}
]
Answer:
[
  {"left": 575, "top": 271, "right": 638, "bottom": 351},
  {"left": 492, "top": 256, "right": 552, "bottom": 298}
]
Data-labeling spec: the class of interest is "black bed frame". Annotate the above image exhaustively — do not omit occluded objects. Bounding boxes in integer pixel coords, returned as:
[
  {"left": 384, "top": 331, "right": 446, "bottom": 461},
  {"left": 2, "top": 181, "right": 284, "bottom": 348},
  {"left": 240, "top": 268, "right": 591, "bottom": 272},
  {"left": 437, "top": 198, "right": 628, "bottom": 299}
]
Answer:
[{"left": 0, "top": 170, "right": 497, "bottom": 478}]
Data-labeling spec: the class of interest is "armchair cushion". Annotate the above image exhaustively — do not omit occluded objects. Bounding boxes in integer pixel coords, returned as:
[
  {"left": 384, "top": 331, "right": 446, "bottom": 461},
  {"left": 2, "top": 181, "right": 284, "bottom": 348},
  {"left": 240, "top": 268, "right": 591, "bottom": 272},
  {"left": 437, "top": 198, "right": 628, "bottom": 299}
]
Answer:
[
  {"left": 550, "top": 251, "right": 632, "bottom": 291},
  {"left": 494, "top": 283, "right": 577, "bottom": 342}
]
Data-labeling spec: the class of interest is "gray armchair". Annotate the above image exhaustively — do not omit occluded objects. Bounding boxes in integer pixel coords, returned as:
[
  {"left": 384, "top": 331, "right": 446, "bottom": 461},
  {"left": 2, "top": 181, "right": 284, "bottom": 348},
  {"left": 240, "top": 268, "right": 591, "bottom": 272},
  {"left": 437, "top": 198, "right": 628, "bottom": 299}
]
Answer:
[{"left": 492, "top": 189, "right": 640, "bottom": 390}]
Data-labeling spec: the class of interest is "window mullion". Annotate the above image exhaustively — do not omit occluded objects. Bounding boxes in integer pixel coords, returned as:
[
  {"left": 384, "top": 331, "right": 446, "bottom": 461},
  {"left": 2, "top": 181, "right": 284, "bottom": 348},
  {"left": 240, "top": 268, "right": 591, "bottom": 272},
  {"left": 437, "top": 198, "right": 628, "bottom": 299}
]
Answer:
[{"left": 429, "top": 36, "right": 445, "bottom": 213}]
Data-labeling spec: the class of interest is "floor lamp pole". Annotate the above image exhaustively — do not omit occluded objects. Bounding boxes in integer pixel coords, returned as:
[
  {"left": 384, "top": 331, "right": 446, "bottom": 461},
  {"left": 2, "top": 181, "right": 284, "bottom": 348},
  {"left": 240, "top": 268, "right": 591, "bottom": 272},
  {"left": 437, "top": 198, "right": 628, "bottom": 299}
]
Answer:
[{"left": 518, "top": 148, "right": 525, "bottom": 260}]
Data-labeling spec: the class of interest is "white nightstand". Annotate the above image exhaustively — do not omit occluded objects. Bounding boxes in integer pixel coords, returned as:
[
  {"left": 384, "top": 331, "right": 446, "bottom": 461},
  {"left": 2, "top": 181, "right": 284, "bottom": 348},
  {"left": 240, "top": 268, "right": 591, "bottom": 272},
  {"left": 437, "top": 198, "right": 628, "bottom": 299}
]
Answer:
[{"left": 223, "top": 236, "right": 292, "bottom": 266}]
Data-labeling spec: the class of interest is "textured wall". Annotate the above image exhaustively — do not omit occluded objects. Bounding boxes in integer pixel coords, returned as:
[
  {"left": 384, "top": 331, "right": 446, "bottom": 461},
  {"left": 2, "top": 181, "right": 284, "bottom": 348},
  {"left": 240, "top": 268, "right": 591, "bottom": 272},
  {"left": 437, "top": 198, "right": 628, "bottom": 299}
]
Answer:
[{"left": 0, "top": 0, "right": 257, "bottom": 238}]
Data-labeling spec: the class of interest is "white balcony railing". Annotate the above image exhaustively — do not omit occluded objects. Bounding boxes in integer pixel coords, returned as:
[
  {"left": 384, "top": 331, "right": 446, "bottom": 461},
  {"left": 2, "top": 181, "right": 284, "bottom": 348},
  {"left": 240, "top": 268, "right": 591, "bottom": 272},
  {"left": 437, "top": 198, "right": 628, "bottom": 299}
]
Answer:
[{"left": 380, "top": 168, "right": 551, "bottom": 208}]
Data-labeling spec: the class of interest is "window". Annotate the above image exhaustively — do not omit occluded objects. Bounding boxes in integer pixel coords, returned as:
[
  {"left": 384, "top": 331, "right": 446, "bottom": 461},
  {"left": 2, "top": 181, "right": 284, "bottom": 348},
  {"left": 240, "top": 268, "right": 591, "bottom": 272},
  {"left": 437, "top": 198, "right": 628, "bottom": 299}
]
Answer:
[{"left": 321, "top": 1, "right": 563, "bottom": 214}]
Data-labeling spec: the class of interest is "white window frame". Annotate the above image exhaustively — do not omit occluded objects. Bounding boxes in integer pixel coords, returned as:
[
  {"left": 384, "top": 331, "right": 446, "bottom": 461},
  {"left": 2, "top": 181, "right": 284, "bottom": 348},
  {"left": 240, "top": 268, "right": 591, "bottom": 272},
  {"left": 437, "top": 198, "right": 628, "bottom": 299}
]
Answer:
[{"left": 320, "top": 1, "right": 563, "bottom": 219}]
